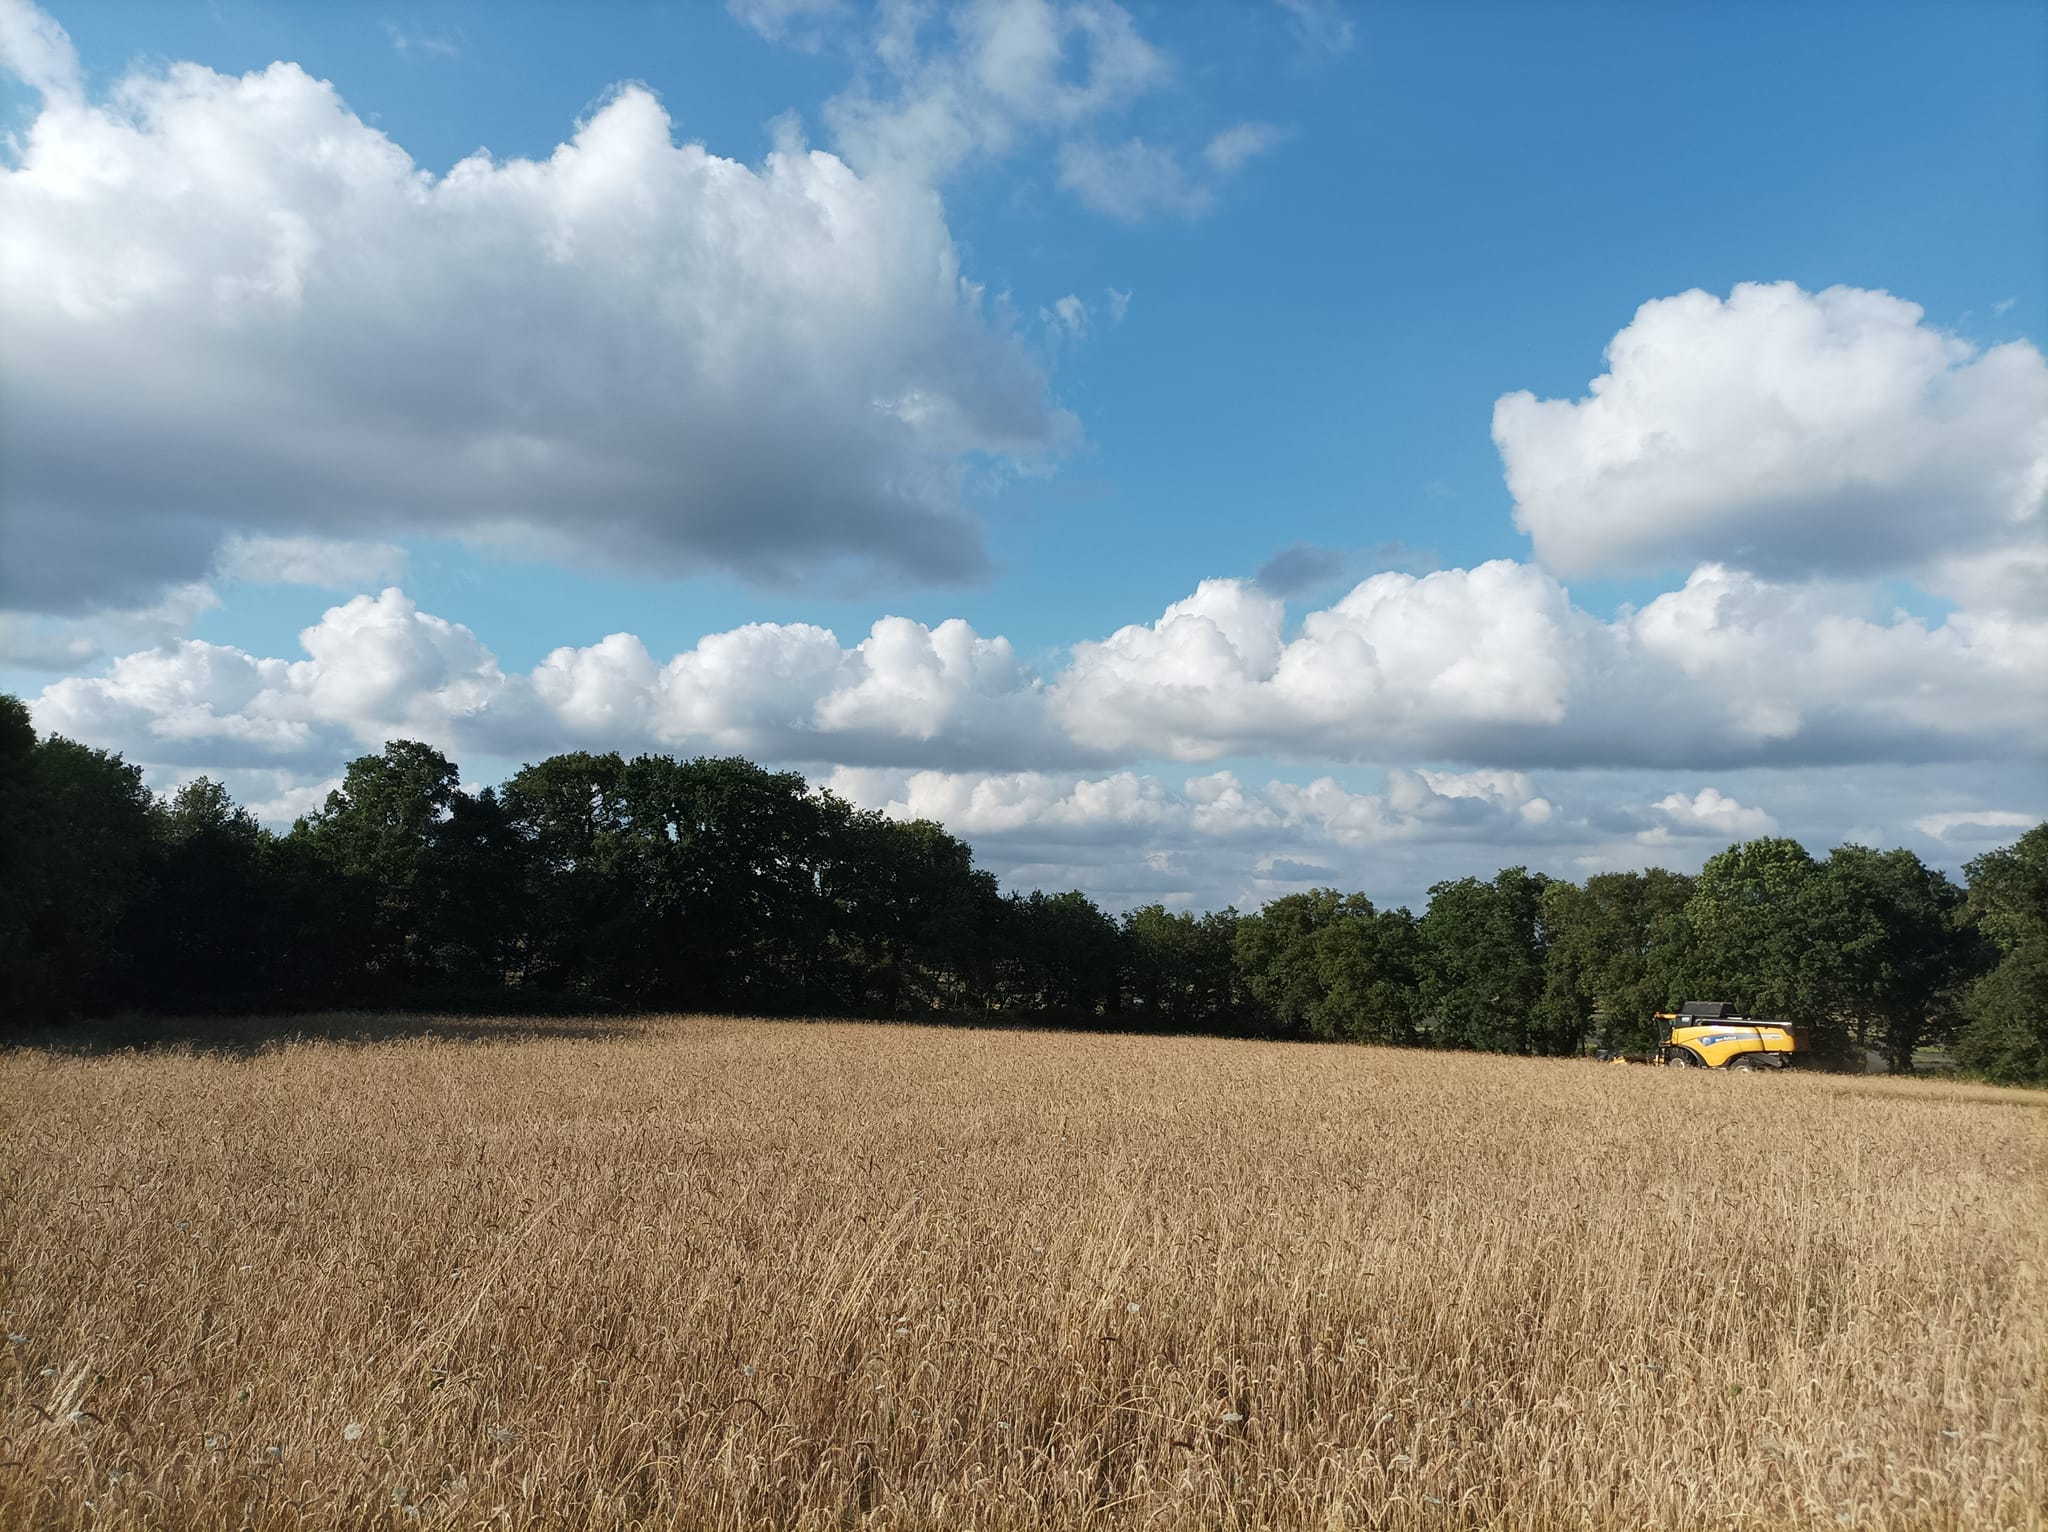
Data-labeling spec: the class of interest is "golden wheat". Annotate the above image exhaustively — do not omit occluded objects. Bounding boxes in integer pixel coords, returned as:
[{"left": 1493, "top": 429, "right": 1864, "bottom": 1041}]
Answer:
[{"left": 2, "top": 1016, "right": 2042, "bottom": 1530}]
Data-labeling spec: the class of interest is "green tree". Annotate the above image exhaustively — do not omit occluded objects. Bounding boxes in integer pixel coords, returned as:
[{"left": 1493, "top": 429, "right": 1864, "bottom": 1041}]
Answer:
[
  {"left": 501, "top": 750, "right": 634, "bottom": 996},
  {"left": 1538, "top": 868, "right": 1696, "bottom": 1055},
  {"left": 1416, "top": 868, "right": 1552, "bottom": 1053},
  {"left": 419, "top": 786, "right": 527, "bottom": 990},
  {"left": 507, "top": 752, "right": 974, "bottom": 1013},
  {"left": 1813, "top": 844, "right": 1970, "bottom": 1072},
  {"left": 1312, "top": 902, "right": 1422, "bottom": 1044},
  {"left": 1234, "top": 889, "right": 1420, "bottom": 1043},
  {"left": 291, "top": 739, "right": 465, "bottom": 991},
  {"left": 1234, "top": 889, "right": 1357, "bottom": 1037},
  {"left": 824, "top": 812, "right": 1001, "bottom": 1017},
  {"left": 607, "top": 754, "right": 837, "bottom": 1009},
  {"left": 0, "top": 695, "right": 41, "bottom": 1010},
  {"left": 0, "top": 699, "right": 158, "bottom": 1018},
  {"left": 1954, "top": 825, "right": 2048, "bottom": 1083},
  {"left": 997, "top": 890, "right": 1122, "bottom": 1019},
  {"left": 257, "top": 827, "right": 377, "bottom": 1007},
  {"left": 1123, "top": 904, "right": 1248, "bottom": 1033},
  {"left": 118, "top": 778, "right": 280, "bottom": 1011},
  {"left": 1678, "top": 837, "right": 1846, "bottom": 1051}
]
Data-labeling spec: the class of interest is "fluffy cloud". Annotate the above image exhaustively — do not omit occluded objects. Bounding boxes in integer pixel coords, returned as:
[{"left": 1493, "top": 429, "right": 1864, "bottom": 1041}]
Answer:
[
  {"left": 1618, "top": 564, "right": 2047, "bottom": 761},
  {"left": 1493, "top": 282, "right": 2048, "bottom": 583},
  {"left": 29, "top": 568, "right": 2041, "bottom": 909},
  {"left": 1636, "top": 788, "right": 1777, "bottom": 846},
  {"left": 33, "top": 554, "right": 2047, "bottom": 784},
  {"left": 1266, "top": 769, "right": 1557, "bottom": 849},
  {"left": 816, "top": 764, "right": 1817, "bottom": 911},
  {"left": 0, "top": 13, "right": 1065, "bottom": 612},
  {"left": 35, "top": 588, "right": 1064, "bottom": 771},
  {"left": 1052, "top": 564, "right": 1582, "bottom": 759},
  {"left": 827, "top": 766, "right": 1180, "bottom": 840},
  {"left": 33, "top": 589, "right": 505, "bottom": 765},
  {"left": 36, "top": 639, "right": 319, "bottom": 764},
  {"left": 816, "top": 764, "right": 2035, "bottom": 913},
  {"left": 821, "top": 763, "right": 1573, "bottom": 908},
  {"left": 1052, "top": 562, "right": 2047, "bottom": 768},
  {"left": 528, "top": 612, "right": 1060, "bottom": 767},
  {"left": 290, "top": 590, "right": 507, "bottom": 745}
]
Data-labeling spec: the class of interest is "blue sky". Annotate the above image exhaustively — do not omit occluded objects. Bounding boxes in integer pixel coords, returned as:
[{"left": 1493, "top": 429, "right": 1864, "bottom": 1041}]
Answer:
[{"left": 2, "top": 0, "right": 2044, "bottom": 909}]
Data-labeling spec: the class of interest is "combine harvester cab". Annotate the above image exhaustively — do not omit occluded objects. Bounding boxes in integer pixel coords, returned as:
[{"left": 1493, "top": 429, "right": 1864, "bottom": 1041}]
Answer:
[{"left": 1657, "top": 1000, "right": 1803, "bottom": 1070}]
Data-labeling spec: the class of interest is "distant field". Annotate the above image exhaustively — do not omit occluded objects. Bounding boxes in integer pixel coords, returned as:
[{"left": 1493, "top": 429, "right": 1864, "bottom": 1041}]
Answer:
[{"left": 2, "top": 1017, "right": 2042, "bottom": 1531}]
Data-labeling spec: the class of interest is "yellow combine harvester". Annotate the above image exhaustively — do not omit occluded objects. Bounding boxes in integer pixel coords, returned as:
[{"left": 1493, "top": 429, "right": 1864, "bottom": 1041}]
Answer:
[{"left": 1657, "top": 1000, "right": 1802, "bottom": 1070}]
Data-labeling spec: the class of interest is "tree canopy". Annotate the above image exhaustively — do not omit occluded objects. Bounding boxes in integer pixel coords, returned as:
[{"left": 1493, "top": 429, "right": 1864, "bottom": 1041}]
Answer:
[{"left": 1, "top": 698, "right": 2038, "bottom": 1081}]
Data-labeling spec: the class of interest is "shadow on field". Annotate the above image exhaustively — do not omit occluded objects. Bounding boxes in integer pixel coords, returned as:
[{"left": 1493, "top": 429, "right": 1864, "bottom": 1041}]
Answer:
[
  {"left": 2, "top": 1005, "right": 1285, "bottom": 1058},
  {"left": 0, "top": 1009, "right": 649, "bottom": 1057}
]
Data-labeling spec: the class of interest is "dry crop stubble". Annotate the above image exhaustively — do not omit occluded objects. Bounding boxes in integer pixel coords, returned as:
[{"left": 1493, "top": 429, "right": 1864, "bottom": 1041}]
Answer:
[{"left": 1, "top": 1016, "right": 2042, "bottom": 1530}]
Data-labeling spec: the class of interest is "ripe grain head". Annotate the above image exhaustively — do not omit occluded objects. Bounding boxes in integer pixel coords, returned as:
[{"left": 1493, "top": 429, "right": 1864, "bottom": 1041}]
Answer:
[{"left": 2, "top": 1017, "right": 2041, "bottom": 1530}]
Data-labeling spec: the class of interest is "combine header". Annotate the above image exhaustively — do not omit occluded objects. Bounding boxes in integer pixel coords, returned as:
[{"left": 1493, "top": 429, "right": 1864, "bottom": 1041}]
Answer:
[{"left": 1656, "top": 1000, "right": 1803, "bottom": 1070}]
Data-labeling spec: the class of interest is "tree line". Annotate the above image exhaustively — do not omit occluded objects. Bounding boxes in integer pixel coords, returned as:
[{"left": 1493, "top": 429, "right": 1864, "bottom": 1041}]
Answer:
[{"left": 3, "top": 695, "right": 2043, "bottom": 1082}]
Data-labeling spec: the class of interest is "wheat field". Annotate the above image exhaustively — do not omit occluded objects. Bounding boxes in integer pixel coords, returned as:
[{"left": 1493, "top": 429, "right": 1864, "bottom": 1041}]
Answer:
[{"left": 1, "top": 1017, "right": 2041, "bottom": 1531}]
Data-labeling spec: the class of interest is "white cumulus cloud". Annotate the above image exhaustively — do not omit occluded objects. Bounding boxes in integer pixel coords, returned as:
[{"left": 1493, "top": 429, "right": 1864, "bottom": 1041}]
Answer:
[
  {"left": 1049, "top": 561, "right": 2047, "bottom": 769},
  {"left": 1052, "top": 563, "right": 1582, "bottom": 760},
  {"left": 35, "top": 589, "right": 1062, "bottom": 771},
  {"left": 1636, "top": 788, "right": 1777, "bottom": 846},
  {"left": 26, "top": 564, "right": 2042, "bottom": 911},
  {"left": 0, "top": 11, "right": 1067, "bottom": 613},
  {"left": 823, "top": 763, "right": 1590, "bottom": 909},
  {"left": 32, "top": 588, "right": 505, "bottom": 764},
  {"left": 29, "top": 556, "right": 2048, "bottom": 779},
  {"left": 1492, "top": 282, "right": 2048, "bottom": 583}
]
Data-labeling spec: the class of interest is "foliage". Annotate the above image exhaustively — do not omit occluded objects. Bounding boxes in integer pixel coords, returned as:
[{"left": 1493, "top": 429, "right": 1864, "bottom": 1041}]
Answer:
[
  {"left": 995, "top": 889, "right": 1124, "bottom": 1020},
  {"left": 1954, "top": 826, "right": 2048, "bottom": 1083},
  {"left": 1674, "top": 835, "right": 1871, "bottom": 1063},
  {"left": 1233, "top": 890, "right": 1419, "bottom": 1042},
  {"left": 825, "top": 813, "right": 1002, "bottom": 1017},
  {"left": 0, "top": 699, "right": 157, "bottom": 1017},
  {"left": 1122, "top": 903, "right": 1249, "bottom": 1033},
  {"left": 1812, "top": 844, "right": 1972, "bottom": 1072},
  {"left": 0, "top": 695, "right": 2037, "bottom": 1074},
  {"left": 116, "top": 778, "right": 281, "bottom": 1011},
  {"left": 1536, "top": 869, "right": 1695, "bottom": 1055},
  {"left": 1417, "top": 868, "right": 1555, "bottom": 1053}
]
